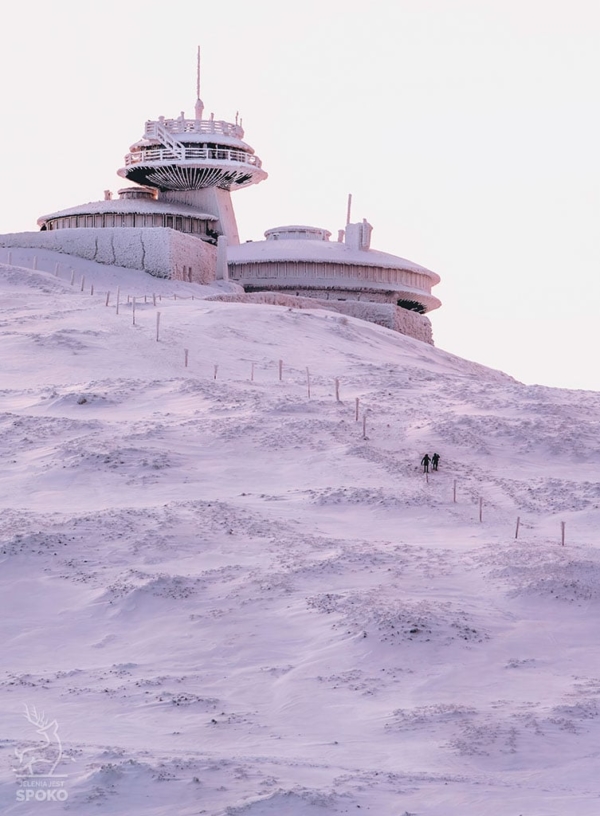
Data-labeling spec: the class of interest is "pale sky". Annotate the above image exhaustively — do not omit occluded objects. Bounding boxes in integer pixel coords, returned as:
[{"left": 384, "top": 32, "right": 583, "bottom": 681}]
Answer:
[{"left": 2, "top": 0, "right": 599, "bottom": 390}]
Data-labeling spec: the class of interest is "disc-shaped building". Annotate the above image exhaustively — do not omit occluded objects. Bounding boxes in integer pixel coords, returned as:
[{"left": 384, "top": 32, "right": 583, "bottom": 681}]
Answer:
[{"left": 4, "top": 52, "right": 441, "bottom": 343}]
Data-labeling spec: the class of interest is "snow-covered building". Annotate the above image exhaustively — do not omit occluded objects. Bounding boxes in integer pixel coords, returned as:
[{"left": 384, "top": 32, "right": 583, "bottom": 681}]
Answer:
[
  {"left": 115, "top": 108, "right": 266, "bottom": 246},
  {"left": 3, "top": 52, "right": 265, "bottom": 284},
  {"left": 38, "top": 187, "right": 218, "bottom": 242},
  {"left": 1, "top": 51, "right": 441, "bottom": 342},
  {"left": 227, "top": 222, "right": 441, "bottom": 342},
  {"left": 38, "top": 48, "right": 266, "bottom": 249},
  {"left": 230, "top": 222, "right": 440, "bottom": 314}
]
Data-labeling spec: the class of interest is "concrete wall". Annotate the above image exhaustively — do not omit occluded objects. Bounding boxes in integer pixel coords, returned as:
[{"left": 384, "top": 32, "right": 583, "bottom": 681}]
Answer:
[
  {"left": 323, "top": 300, "right": 433, "bottom": 344},
  {"left": 0, "top": 228, "right": 217, "bottom": 284},
  {"left": 206, "top": 291, "right": 434, "bottom": 345},
  {"left": 166, "top": 229, "right": 217, "bottom": 284},
  {"left": 162, "top": 188, "right": 240, "bottom": 245},
  {"left": 206, "top": 291, "right": 329, "bottom": 309}
]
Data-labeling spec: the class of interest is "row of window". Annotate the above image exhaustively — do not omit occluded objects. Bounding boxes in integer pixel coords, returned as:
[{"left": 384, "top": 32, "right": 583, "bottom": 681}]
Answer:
[
  {"left": 245, "top": 286, "right": 397, "bottom": 304},
  {"left": 231, "top": 262, "right": 430, "bottom": 292},
  {"left": 43, "top": 213, "right": 211, "bottom": 235}
]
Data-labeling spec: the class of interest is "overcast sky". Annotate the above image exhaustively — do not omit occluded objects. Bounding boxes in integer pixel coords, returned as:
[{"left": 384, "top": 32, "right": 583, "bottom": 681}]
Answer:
[{"left": 2, "top": 0, "right": 599, "bottom": 390}]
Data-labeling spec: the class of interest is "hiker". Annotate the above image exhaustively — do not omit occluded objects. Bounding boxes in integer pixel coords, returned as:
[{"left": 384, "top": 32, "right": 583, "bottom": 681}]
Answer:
[
  {"left": 432, "top": 452, "right": 440, "bottom": 471},
  {"left": 421, "top": 453, "right": 431, "bottom": 473}
]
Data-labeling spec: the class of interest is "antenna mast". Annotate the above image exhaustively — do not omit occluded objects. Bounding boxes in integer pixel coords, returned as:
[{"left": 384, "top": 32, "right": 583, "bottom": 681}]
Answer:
[
  {"left": 346, "top": 193, "right": 353, "bottom": 225},
  {"left": 195, "top": 45, "right": 204, "bottom": 120}
]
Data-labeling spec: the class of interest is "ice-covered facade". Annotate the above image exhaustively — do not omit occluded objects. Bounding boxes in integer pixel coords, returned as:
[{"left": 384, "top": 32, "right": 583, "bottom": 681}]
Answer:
[
  {"left": 228, "top": 222, "right": 441, "bottom": 342},
  {"left": 1, "top": 52, "right": 441, "bottom": 342},
  {"left": 38, "top": 187, "right": 217, "bottom": 242}
]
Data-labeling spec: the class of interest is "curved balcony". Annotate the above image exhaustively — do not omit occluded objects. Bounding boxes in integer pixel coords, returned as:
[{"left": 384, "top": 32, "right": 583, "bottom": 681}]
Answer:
[
  {"left": 124, "top": 145, "right": 263, "bottom": 170},
  {"left": 119, "top": 145, "right": 267, "bottom": 190},
  {"left": 227, "top": 261, "right": 441, "bottom": 313},
  {"left": 145, "top": 117, "right": 245, "bottom": 140}
]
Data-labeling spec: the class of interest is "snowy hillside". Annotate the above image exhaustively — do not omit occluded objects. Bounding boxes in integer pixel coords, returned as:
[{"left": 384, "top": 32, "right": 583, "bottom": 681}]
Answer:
[{"left": 2, "top": 249, "right": 600, "bottom": 815}]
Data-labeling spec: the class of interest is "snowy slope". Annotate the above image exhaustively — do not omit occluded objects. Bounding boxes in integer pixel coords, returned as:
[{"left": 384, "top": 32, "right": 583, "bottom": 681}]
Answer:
[{"left": 1, "top": 250, "right": 600, "bottom": 815}]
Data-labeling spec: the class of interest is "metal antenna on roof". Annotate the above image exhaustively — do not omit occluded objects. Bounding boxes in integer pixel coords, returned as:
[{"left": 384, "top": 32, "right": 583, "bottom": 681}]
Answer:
[
  {"left": 196, "top": 46, "right": 201, "bottom": 99},
  {"left": 195, "top": 45, "right": 204, "bottom": 120}
]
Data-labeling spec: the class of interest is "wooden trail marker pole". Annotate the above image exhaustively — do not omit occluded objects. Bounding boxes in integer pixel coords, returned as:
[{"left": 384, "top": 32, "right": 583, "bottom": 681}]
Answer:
[
  {"left": 105, "top": 291, "right": 110, "bottom": 307},
  {"left": 355, "top": 397, "right": 360, "bottom": 421},
  {"left": 132, "top": 297, "right": 136, "bottom": 325},
  {"left": 116, "top": 286, "right": 120, "bottom": 315},
  {"left": 515, "top": 516, "right": 521, "bottom": 539},
  {"left": 278, "top": 359, "right": 283, "bottom": 381},
  {"left": 250, "top": 362, "right": 255, "bottom": 382},
  {"left": 80, "top": 276, "right": 85, "bottom": 292},
  {"left": 127, "top": 295, "right": 130, "bottom": 304},
  {"left": 362, "top": 413, "right": 367, "bottom": 440},
  {"left": 306, "top": 367, "right": 311, "bottom": 398},
  {"left": 561, "top": 521, "right": 566, "bottom": 546},
  {"left": 156, "top": 311, "right": 161, "bottom": 341},
  {"left": 153, "top": 293, "right": 156, "bottom": 307},
  {"left": 335, "top": 377, "right": 340, "bottom": 402},
  {"left": 70, "top": 270, "right": 75, "bottom": 286},
  {"left": 184, "top": 348, "right": 189, "bottom": 367},
  {"left": 144, "top": 295, "right": 147, "bottom": 303},
  {"left": 90, "top": 284, "right": 94, "bottom": 296},
  {"left": 453, "top": 480, "right": 457, "bottom": 503},
  {"left": 54, "top": 262, "right": 59, "bottom": 276},
  {"left": 213, "top": 364, "right": 218, "bottom": 380},
  {"left": 479, "top": 496, "right": 483, "bottom": 522}
]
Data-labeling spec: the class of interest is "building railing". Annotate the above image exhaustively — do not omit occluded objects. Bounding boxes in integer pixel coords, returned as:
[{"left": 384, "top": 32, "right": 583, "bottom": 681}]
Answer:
[
  {"left": 124, "top": 146, "right": 262, "bottom": 169},
  {"left": 229, "top": 261, "right": 435, "bottom": 294},
  {"left": 152, "top": 120, "right": 185, "bottom": 161},
  {"left": 145, "top": 118, "right": 244, "bottom": 140}
]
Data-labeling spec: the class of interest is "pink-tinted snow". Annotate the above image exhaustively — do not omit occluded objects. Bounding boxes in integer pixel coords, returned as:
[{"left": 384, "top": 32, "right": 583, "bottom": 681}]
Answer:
[{"left": 1, "top": 249, "right": 600, "bottom": 815}]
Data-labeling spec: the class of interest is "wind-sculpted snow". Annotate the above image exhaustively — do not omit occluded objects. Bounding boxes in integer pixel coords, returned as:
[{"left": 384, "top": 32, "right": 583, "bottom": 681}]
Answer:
[
  {"left": 386, "top": 694, "right": 600, "bottom": 766},
  {"left": 477, "top": 541, "right": 600, "bottom": 603},
  {"left": 491, "top": 475, "right": 600, "bottom": 512},
  {"left": 309, "top": 484, "right": 444, "bottom": 508},
  {"left": 435, "top": 411, "right": 600, "bottom": 460},
  {"left": 2, "top": 257, "right": 600, "bottom": 814},
  {"left": 307, "top": 592, "right": 488, "bottom": 646}
]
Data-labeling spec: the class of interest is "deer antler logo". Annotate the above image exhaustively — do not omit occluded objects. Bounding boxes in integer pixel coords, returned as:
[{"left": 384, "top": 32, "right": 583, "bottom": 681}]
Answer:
[{"left": 13, "top": 705, "right": 63, "bottom": 777}]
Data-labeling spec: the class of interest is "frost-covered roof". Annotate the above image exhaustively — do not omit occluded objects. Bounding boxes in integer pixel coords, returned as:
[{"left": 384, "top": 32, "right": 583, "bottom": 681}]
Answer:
[
  {"left": 264, "top": 225, "right": 332, "bottom": 240},
  {"left": 228, "top": 238, "right": 440, "bottom": 283},
  {"left": 132, "top": 132, "right": 254, "bottom": 151},
  {"left": 38, "top": 198, "right": 217, "bottom": 225},
  {"left": 265, "top": 225, "right": 330, "bottom": 234}
]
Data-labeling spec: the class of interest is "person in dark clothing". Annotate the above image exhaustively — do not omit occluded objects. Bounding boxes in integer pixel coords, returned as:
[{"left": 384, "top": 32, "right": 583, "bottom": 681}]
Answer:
[
  {"left": 432, "top": 452, "right": 440, "bottom": 471},
  {"left": 421, "top": 453, "right": 431, "bottom": 473}
]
